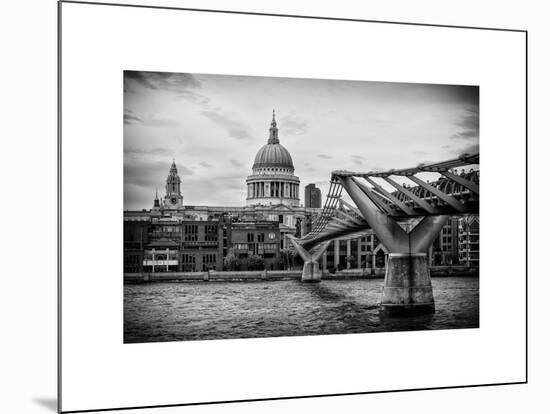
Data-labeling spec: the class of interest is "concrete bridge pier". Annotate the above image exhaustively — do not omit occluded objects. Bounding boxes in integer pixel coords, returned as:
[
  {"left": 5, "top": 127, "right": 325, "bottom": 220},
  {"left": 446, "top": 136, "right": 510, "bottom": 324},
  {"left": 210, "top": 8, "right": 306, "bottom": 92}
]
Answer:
[
  {"left": 287, "top": 237, "right": 331, "bottom": 282},
  {"left": 339, "top": 176, "right": 448, "bottom": 316},
  {"left": 381, "top": 252, "right": 434, "bottom": 316}
]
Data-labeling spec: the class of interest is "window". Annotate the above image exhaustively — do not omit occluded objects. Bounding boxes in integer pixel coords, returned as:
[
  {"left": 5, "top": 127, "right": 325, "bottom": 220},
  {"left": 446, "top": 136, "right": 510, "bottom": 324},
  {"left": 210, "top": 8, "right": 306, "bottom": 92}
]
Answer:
[
  {"left": 247, "top": 232, "right": 254, "bottom": 243},
  {"left": 203, "top": 254, "right": 217, "bottom": 271},
  {"left": 182, "top": 254, "right": 196, "bottom": 272},
  {"left": 184, "top": 225, "right": 198, "bottom": 241},
  {"left": 257, "top": 233, "right": 265, "bottom": 242},
  {"left": 205, "top": 224, "right": 218, "bottom": 242}
]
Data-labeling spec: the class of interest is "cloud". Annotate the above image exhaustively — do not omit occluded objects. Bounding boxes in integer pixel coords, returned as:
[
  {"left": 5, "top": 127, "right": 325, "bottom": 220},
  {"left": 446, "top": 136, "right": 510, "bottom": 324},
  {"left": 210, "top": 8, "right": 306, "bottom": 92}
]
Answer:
[
  {"left": 123, "top": 109, "right": 181, "bottom": 128},
  {"left": 229, "top": 159, "right": 245, "bottom": 168},
  {"left": 452, "top": 130, "right": 478, "bottom": 139},
  {"left": 452, "top": 106, "right": 479, "bottom": 140},
  {"left": 145, "top": 118, "right": 181, "bottom": 128},
  {"left": 351, "top": 154, "right": 365, "bottom": 165},
  {"left": 124, "top": 147, "right": 174, "bottom": 157},
  {"left": 458, "top": 143, "right": 480, "bottom": 155},
  {"left": 202, "top": 110, "right": 252, "bottom": 140},
  {"left": 124, "top": 110, "right": 142, "bottom": 125},
  {"left": 280, "top": 114, "right": 309, "bottom": 135},
  {"left": 317, "top": 154, "right": 332, "bottom": 159},
  {"left": 124, "top": 159, "right": 194, "bottom": 191},
  {"left": 124, "top": 71, "right": 214, "bottom": 106},
  {"left": 199, "top": 161, "right": 213, "bottom": 168},
  {"left": 414, "top": 151, "right": 429, "bottom": 156},
  {"left": 176, "top": 90, "right": 211, "bottom": 105},
  {"left": 124, "top": 71, "right": 201, "bottom": 92}
]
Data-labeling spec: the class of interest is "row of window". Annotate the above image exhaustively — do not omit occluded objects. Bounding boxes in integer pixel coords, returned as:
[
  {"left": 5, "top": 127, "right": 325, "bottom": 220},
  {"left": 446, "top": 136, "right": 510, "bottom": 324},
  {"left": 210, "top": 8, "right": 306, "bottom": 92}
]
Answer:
[
  {"left": 233, "top": 243, "right": 278, "bottom": 250},
  {"left": 254, "top": 167, "right": 294, "bottom": 175},
  {"left": 247, "top": 232, "right": 266, "bottom": 242}
]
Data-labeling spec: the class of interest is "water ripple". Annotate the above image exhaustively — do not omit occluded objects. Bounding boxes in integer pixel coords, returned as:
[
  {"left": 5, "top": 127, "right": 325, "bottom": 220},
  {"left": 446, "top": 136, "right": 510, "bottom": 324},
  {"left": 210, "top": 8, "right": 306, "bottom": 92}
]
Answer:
[{"left": 124, "top": 277, "right": 479, "bottom": 343}]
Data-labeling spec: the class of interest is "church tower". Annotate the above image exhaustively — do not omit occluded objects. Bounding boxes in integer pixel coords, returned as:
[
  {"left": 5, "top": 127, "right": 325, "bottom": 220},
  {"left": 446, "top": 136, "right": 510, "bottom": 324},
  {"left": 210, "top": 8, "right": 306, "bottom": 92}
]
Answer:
[{"left": 164, "top": 159, "right": 183, "bottom": 209}]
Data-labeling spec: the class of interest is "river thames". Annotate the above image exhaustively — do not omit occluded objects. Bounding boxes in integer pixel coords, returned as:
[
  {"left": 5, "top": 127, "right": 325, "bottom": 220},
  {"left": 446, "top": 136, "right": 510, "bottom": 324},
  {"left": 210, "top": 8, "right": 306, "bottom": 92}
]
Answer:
[{"left": 124, "top": 277, "right": 478, "bottom": 343}]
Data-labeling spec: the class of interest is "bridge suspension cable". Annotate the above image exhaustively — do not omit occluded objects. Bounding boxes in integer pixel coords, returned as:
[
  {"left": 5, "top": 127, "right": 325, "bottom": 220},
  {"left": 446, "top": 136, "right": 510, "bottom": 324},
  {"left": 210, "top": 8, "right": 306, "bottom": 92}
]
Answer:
[{"left": 301, "top": 178, "right": 343, "bottom": 242}]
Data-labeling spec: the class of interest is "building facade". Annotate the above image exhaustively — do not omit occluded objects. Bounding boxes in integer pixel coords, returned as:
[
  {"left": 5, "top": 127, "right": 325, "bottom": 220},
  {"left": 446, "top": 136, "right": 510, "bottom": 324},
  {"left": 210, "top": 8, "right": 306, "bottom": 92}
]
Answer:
[
  {"left": 458, "top": 216, "right": 480, "bottom": 267},
  {"left": 430, "top": 217, "right": 460, "bottom": 265},
  {"left": 227, "top": 221, "right": 281, "bottom": 270}
]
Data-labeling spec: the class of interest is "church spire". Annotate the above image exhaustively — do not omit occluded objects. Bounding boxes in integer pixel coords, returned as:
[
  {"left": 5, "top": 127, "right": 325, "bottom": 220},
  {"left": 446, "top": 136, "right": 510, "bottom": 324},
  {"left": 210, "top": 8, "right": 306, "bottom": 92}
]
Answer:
[
  {"left": 268, "top": 109, "right": 279, "bottom": 144},
  {"left": 153, "top": 188, "right": 160, "bottom": 209}
]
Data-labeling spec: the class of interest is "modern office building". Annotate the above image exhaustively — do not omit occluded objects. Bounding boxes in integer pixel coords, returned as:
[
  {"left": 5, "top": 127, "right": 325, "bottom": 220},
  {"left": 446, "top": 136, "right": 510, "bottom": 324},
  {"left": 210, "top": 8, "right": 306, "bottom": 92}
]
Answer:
[{"left": 304, "top": 183, "right": 322, "bottom": 208}]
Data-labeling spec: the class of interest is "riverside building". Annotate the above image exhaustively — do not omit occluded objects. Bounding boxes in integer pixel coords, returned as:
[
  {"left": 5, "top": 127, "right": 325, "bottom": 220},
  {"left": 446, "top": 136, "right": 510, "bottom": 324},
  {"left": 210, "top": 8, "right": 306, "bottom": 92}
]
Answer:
[
  {"left": 123, "top": 111, "right": 477, "bottom": 275},
  {"left": 124, "top": 111, "right": 321, "bottom": 273}
]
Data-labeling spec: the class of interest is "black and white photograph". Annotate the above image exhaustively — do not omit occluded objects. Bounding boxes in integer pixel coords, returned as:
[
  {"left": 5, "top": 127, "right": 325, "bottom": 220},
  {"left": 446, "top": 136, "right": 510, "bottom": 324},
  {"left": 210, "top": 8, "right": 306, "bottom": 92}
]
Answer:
[
  {"left": 123, "top": 71, "right": 480, "bottom": 343},
  {"left": 3, "top": 0, "right": 532, "bottom": 412}
]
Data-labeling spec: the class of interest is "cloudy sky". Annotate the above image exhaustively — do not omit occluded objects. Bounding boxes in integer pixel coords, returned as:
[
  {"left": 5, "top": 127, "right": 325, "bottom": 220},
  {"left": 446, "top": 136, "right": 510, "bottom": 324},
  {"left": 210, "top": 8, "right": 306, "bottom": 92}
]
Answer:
[{"left": 124, "top": 71, "right": 479, "bottom": 210}]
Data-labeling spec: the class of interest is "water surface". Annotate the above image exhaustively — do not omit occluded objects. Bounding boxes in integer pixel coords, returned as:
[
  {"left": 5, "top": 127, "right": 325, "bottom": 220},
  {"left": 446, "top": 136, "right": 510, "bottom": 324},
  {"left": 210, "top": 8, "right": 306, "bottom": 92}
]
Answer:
[{"left": 124, "top": 277, "right": 479, "bottom": 343}]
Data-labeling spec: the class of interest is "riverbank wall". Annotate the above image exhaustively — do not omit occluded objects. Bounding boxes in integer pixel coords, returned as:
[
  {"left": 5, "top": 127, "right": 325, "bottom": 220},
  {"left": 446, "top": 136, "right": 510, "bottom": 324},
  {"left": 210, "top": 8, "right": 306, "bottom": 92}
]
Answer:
[{"left": 124, "top": 266, "right": 478, "bottom": 283}]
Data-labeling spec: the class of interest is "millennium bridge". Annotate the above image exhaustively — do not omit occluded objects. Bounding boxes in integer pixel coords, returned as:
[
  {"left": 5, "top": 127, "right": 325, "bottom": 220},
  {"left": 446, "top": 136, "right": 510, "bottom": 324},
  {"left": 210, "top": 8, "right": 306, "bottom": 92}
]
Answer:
[{"left": 287, "top": 153, "right": 479, "bottom": 316}]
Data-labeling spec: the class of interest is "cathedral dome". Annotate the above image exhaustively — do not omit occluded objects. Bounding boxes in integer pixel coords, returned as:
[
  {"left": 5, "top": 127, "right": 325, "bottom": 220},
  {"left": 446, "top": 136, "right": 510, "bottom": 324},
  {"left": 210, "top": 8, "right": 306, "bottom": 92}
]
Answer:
[
  {"left": 253, "top": 143, "right": 294, "bottom": 169},
  {"left": 251, "top": 109, "right": 294, "bottom": 170},
  {"left": 246, "top": 110, "right": 300, "bottom": 208}
]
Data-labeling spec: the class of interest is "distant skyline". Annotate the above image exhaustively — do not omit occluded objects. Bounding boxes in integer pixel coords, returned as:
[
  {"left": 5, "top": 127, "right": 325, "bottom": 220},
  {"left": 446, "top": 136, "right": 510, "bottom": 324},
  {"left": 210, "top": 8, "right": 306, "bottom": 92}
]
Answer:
[{"left": 124, "top": 71, "right": 479, "bottom": 210}]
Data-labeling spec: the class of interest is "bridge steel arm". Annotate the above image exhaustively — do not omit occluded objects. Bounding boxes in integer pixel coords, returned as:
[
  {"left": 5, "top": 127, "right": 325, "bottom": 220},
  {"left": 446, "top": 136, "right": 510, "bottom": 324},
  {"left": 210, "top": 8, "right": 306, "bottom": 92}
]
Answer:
[
  {"left": 288, "top": 236, "right": 312, "bottom": 261},
  {"left": 339, "top": 199, "right": 363, "bottom": 217},
  {"left": 409, "top": 215, "right": 449, "bottom": 253},
  {"left": 338, "top": 176, "right": 408, "bottom": 252},
  {"left": 440, "top": 171, "right": 479, "bottom": 194},
  {"left": 302, "top": 223, "right": 370, "bottom": 250},
  {"left": 383, "top": 176, "right": 437, "bottom": 214},
  {"left": 310, "top": 241, "right": 331, "bottom": 262},
  {"left": 407, "top": 175, "right": 466, "bottom": 213},
  {"left": 352, "top": 179, "right": 397, "bottom": 215},
  {"left": 336, "top": 202, "right": 366, "bottom": 226},
  {"left": 363, "top": 176, "right": 416, "bottom": 216},
  {"left": 287, "top": 236, "right": 331, "bottom": 282},
  {"left": 332, "top": 216, "right": 363, "bottom": 228}
]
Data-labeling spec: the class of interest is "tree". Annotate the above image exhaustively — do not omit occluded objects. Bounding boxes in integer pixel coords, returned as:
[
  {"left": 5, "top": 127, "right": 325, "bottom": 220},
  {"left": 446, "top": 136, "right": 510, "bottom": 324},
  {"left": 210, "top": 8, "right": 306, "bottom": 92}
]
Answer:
[
  {"left": 280, "top": 249, "right": 295, "bottom": 270},
  {"left": 345, "top": 255, "right": 356, "bottom": 268},
  {"left": 247, "top": 255, "right": 265, "bottom": 270},
  {"left": 224, "top": 253, "right": 239, "bottom": 271}
]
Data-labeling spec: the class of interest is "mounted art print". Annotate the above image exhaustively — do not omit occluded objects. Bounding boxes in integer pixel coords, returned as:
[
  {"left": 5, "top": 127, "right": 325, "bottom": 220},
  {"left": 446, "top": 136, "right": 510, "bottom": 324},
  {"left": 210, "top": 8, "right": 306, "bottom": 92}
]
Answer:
[{"left": 123, "top": 71, "right": 480, "bottom": 343}]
